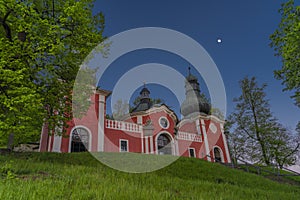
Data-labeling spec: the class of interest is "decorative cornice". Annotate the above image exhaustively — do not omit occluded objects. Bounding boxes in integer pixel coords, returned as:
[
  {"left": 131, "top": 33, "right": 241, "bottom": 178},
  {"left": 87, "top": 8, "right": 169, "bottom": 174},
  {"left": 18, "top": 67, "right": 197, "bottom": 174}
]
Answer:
[
  {"left": 128, "top": 104, "right": 178, "bottom": 125},
  {"left": 95, "top": 87, "right": 112, "bottom": 97}
]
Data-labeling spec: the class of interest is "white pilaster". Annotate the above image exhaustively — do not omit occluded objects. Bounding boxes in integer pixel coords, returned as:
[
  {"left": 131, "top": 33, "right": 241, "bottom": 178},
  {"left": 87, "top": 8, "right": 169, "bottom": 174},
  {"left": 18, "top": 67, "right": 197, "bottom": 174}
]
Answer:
[
  {"left": 141, "top": 132, "right": 144, "bottom": 153},
  {"left": 150, "top": 136, "right": 154, "bottom": 154},
  {"left": 137, "top": 116, "right": 142, "bottom": 124},
  {"left": 145, "top": 136, "right": 149, "bottom": 154},
  {"left": 52, "top": 135, "right": 62, "bottom": 152},
  {"left": 196, "top": 119, "right": 201, "bottom": 135},
  {"left": 220, "top": 123, "right": 231, "bottom": 163},
  {"left": 175, "top": 139, "right": 179, "bottom": 156},
  {"left": 201, "top": 119, "right": 211, "bottom": 161},
  {"left": 98, "top": 95, "right": 105, "bottom": 152}
]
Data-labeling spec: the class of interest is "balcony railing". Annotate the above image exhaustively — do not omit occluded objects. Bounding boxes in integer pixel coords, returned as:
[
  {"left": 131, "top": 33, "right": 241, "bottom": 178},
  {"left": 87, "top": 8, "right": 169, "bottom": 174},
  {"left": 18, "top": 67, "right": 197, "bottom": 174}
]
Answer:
[
  {"left": 177, "top": 131, "right": 202, "bottom": 142},
  {"left": 106, "top": 119, "right": 142, "bottom": 133}
]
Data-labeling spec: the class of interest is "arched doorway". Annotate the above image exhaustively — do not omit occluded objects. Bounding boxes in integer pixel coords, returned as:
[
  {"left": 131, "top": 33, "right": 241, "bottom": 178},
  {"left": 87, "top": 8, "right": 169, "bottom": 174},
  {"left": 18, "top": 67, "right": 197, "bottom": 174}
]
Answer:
[
  {"left": 213, "top": 147, "right": 223, "bottom": 162},
  {"left": 157, "top": 133, "right": 172, "bottom": 155},
  {"left": 71, "top": 128, "right": 89, "bottom": 152}
]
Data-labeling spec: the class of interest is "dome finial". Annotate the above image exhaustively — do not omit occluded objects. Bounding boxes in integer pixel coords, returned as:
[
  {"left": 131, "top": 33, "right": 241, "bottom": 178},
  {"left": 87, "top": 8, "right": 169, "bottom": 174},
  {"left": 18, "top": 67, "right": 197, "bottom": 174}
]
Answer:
[{"left": 143, "top": 81, "right": 146, "bottom": 88}]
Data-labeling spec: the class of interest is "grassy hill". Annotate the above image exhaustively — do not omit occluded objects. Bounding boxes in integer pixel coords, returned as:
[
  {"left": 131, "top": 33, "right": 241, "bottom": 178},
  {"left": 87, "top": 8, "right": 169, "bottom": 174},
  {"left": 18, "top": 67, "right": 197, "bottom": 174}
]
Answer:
[{"left": 0, "top": 152, "right": 299, "bottom": 200}]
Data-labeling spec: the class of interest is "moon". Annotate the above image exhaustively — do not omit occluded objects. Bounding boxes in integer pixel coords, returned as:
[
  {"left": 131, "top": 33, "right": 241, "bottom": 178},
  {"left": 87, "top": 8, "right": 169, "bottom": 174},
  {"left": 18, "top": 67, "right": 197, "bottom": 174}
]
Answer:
[{"left": 217, "top": 38, "right": 222, "bottom": 43}]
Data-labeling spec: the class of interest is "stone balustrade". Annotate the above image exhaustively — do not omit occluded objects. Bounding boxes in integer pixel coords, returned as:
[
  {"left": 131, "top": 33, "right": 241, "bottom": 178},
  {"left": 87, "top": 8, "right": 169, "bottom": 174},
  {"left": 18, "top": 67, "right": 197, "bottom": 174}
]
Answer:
[
  {"left": 106, "top": 119, "right": 142, "bottom": 133},
  {"left": 177, "top": 131, "right": 202, "bottom": 142}
]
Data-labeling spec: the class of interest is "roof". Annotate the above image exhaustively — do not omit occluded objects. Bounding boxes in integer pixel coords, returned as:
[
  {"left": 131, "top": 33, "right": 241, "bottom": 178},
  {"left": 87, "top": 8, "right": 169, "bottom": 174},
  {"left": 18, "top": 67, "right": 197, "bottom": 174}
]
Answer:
[
  {"left": 131, "top": 101, "right": 153, "bottom": 113},
  {"left": 130, "top": 104, "right": 178, "bottom": 124},
  {"left": 140, "top": 87, "right": 150, "bottom": 95}
]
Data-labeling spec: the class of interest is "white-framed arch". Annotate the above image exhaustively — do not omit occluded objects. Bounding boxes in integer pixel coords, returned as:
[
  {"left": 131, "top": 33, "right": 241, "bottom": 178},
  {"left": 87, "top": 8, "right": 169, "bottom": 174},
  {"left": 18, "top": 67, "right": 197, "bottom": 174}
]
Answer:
[
  {"left": 212, "top": 145, "right": 224, "bottom": 163},
  {"left": 68, "top": 125, "right": 92, "bottom": 152},
  {"left": 155, "top": 131, "right": 175, "bottom": 155}
]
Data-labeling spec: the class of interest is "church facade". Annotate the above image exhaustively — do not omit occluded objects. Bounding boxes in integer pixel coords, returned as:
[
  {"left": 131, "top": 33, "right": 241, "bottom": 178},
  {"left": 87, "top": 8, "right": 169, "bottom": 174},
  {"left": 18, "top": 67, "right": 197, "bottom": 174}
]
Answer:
[{"left": 39, "top": 71, "right": 231, "bottom": 163}]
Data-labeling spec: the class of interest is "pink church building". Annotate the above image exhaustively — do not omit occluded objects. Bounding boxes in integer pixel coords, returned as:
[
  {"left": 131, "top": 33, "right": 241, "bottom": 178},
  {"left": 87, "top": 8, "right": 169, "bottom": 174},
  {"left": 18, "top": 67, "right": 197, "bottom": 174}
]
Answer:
[{"left": 39, "top": 71, "right": 231, "bottom": 163}]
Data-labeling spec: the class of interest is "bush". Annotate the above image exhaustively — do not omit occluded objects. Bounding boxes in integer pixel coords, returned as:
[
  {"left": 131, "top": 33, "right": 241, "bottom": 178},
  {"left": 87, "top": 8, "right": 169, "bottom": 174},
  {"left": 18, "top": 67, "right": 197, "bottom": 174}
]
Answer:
[{"left": 0, "top": 160, "right": 17, "bottom": 179}]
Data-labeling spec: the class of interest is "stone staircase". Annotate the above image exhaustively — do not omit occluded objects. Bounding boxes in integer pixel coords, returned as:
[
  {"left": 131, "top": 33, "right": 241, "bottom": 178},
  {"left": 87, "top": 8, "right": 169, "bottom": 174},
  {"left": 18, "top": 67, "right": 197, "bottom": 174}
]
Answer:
[{"left": 207, "top": 155, "right": 300, "bottom": 186}]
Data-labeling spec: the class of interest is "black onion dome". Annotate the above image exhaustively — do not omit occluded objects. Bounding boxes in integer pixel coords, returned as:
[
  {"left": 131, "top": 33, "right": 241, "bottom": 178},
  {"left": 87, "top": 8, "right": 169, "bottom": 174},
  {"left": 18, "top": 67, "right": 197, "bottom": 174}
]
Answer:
[
  {"left": 180, "top": 95, "right": 210, "bottom": 116},
  {"left": 202, "top": 102, "right": 211, "bottom": 114},
  {"left": 180, "top": 67, "right": 211, "bottom": 116},
  {"left": 140, "top": 87, "right": 150, "bottom": 95}
]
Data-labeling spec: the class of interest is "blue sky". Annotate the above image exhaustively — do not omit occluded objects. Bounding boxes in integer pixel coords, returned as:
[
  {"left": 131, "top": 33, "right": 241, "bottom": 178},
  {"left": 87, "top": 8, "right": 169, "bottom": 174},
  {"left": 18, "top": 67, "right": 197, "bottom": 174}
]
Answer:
[{"left": 92, "top": 0, "right": 299, "bottom": 132}]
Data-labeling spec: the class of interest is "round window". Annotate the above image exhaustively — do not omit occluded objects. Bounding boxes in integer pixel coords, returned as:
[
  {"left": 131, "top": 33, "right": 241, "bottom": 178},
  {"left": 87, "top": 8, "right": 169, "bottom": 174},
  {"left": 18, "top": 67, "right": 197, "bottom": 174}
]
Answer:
[{"left": 159, "top": 117, "right": 169, "bottom": 129}]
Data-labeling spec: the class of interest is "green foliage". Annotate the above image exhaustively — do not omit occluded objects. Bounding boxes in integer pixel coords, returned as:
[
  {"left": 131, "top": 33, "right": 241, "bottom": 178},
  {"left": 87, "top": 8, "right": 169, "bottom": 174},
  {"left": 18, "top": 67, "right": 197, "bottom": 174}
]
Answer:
[
  {"left": 227, "top": 77, "right": 299, "bottom": 166},
  {"left": 224, "top": 120, "right": 247, "bottom": 165},
  {"left": 268, "top": 123, "right": 299, "bottom": 168},
  {"left": 0, "top": 152, "right": 299, "bottom": 199},
  {"left": 132, "top": 96, "right": 164, "bottom": 107},
  {"left": 297, "top": 121, "right": 300, "bottom": 135},
  {"left": 112, "top": 99, "right": 129, "bottom": 120},
  {"left": 0, "top": 160, "right": 16, "bottom": 180},
  {"left": 210, "top": 107, "right": 224, "bottom": 120},
  {"left": 129, "top": 96, "right": 164, "bottom": 113},
  {"left": 0, "top": 0, "right": 106, "bottom": 144},
  {"left": 270, "top": 0, "right": 300, "bottom": 107}
]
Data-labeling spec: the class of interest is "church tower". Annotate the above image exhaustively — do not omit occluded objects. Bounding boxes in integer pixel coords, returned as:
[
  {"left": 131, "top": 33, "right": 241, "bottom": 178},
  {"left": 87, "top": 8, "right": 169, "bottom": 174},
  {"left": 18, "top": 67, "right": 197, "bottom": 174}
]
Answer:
[
  {"left": 180, "top": 67, "right": 210, "bottom": 117},
  {"left": 131, "top": 84, "right": 153, "bottom": 113}
]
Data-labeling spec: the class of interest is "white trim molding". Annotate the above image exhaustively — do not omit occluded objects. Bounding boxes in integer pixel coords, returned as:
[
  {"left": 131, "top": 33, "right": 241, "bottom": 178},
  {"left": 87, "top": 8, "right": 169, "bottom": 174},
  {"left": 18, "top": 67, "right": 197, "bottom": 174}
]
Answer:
[
  {"left": 200, "top": 119, "right": 211, "bottom": 161},
  {"left": 98, "top": 95, "right": 105, "bottom": 152},
  {"left": 220, "top": 123, "right": 231, "bottom": 163},
  {"left": 158, "top": 116, "right": 170, "bottom": 129}
]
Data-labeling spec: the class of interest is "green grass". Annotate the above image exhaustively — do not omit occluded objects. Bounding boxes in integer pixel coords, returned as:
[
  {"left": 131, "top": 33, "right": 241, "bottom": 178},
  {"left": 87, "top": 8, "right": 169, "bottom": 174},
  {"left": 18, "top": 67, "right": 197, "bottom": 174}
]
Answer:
[
  {"left": 0, "top": 152, "right": 299, "bottom": 200},
  {"left": 236, "top": 163, "right": 300, "bottom": 184}
]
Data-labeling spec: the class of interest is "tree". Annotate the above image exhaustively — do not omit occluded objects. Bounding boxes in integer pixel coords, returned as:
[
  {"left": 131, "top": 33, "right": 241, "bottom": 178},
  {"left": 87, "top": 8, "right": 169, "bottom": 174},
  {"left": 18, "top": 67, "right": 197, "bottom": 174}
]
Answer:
[
  {"left": 227, "top": 77, "right": 299, "bottom": 166},
  {"left": 131, "top": 96, "right": 164, "bottom": 107},
  {"left": 112, "top": 99, "right": 129, "bottom": 120},
  {"left": 269, "top": 123, "right": 299, "bottom": 168},
  {"left": 270, "top": 0, "right": 300, "bottom": 107},
  {"left": 0, "top": 0, "right": 106, "bottom": 146},
  {"left": 224, "top": 120, "right": 247, "bottom": 164},
  {"left": 295, "top": 122, "right": 300, "bottom": 164},
  {"left": 129, "top": 97, "right": 164, "bottom": 113},
  {"left": 210, "top": 107, "right": 224, "bottom": 120},
  {"left": 297, "top": 122, "right": 300, "bottom": 135}
]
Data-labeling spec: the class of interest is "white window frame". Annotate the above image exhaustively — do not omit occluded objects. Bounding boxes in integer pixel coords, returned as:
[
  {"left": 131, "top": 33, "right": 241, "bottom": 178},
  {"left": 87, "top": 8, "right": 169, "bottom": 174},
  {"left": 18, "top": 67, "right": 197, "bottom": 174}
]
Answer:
[
  {"left": 158, "top": 116, "right": 170, "bottom": 129},
  {"left": 69, "top": 126, "right": 92, "bottom": 152},
  {"left": 188, "top": 147, "right": 196, "bottom": 158},
  {"left": 213, "top": 146, "right": 224, "bottom": 163},
  {"left": 119, "top": 139, "right": 129, "bottom": 152}
]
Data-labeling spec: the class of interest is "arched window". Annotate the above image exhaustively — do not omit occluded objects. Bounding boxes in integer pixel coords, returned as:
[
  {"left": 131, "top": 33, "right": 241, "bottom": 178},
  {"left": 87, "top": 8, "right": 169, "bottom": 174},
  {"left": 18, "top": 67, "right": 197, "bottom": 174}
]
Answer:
[
  {"left": 71, "top": 128, "right": 89, "bottom": 152},
  {"left": 214, "top": 147, "right": 222, "bottom": 162},
  {"left": 157, "top": 134, "right": 172, "bottom": 155}
]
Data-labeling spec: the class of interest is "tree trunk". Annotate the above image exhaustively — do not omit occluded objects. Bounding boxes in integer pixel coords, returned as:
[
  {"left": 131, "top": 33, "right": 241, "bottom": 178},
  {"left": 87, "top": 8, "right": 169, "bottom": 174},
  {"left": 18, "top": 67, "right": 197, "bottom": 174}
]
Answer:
[{"left": 7, "top": 133, "right": 14, "bottom": 151}]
